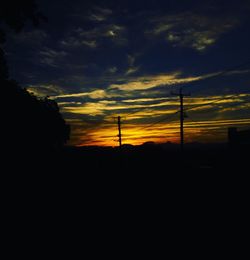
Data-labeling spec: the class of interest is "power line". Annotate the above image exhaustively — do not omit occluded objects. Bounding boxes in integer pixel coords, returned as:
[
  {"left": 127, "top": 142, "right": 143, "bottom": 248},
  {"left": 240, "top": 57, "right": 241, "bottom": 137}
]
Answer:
[
  {"left": 113, "top": 59, "right": 250, "bottom": 124},
  {"left": 119, "top": 93, "right": 249, "bottom": 131},
  {"left": 106, "top": 92, "right": 249, "bottom": 134},
  {"left": 102, "top": 59, "right": 250, "bottom": 146},
  {"left": 138, "top": 110, "right": 179, "bottom": 131},
  {"left": 122, "top": 98, "right": 173, "bottom": 119},
  {"left": 191, "top": 92, "right": 247, "bottom": 113},
  {"left": 185, "top": 93, "right": 244, "bottom": 113}
]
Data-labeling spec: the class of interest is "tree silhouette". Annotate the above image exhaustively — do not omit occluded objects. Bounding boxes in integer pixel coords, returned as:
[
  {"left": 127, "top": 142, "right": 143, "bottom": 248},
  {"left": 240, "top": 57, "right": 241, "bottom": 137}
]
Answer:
[
  {"left": 1, "top": 1, "right": 70, "bottom": 158},
  {"left": 5, "top": 80, "right": 70, "bottom": 154},
  {"left": 0, "top": 49, "right": 8, "bottom": 81}
]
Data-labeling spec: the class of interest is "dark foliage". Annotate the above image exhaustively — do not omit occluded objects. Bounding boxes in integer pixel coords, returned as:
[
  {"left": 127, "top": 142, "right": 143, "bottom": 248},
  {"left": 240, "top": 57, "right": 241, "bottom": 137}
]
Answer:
[
  {"left": 0, "top": 49, "right": 8, "bottom": 80},
  {"left": 2, "top": 79, "right": 70, "bottom": 157}
]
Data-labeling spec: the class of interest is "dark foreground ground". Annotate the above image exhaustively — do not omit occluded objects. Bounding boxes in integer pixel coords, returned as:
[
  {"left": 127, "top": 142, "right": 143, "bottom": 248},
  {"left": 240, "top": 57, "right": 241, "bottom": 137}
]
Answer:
[
  {"left": 5, "top": 142, "right": 249, "bottom": 173},
  {"left": 3, "top": 141, "right": 249, "bottom": 217},
  {"left": 58, "top": 142, "right": 248, "bottom": 172},
  {"left": 3, "top": 142, "right": 249, "bottom": 234},
  {"left": 3, "top": 142, "right": 249, "bottom": 197}
]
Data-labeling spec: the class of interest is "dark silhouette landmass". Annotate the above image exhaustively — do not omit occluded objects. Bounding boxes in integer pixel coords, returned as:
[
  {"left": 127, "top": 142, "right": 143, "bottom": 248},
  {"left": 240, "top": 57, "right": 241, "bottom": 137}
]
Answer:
[{"left": 58, "top": 140, "right": 249, "bottom": 173}]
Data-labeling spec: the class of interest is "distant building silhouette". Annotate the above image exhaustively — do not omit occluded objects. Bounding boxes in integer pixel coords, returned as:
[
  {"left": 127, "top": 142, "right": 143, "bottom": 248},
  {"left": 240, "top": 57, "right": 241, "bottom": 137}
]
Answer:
[{"left": 228, "top": 127, "right": 250, "bottom": 147}]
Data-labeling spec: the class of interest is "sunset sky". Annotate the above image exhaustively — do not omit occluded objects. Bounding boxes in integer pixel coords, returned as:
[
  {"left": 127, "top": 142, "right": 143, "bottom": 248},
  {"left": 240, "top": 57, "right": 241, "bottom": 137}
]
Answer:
[{"left": 4, "top": 0, "right": 250, "bottom": 146}]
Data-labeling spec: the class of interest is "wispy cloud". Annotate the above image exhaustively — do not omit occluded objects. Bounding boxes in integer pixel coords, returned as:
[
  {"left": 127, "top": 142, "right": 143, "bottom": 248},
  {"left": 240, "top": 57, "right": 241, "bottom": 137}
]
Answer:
[
  {"left": 109, "top": 71, "right": 206, "bottom": 91},
  {"left": 62, "top": 102, "right": 108, "bottom": 116},
  {"left": 55, "top": 89, "right": 108, "bottom": 99},
  {"left": 10, "top": 29, "right": 47, "bottom": 45},
  {"left": 81, "top": 40, "right": 98, "bottom": 48},
  {"left": 107, "top": 66, "right": 118, "bottom": 74},
  {"left": 39, "top": 48, "right": 67, "bottom": 58},
  {"left": 225, "top": 69, "right": 250, "bottom": 76},
  {"left": 59, "top": 95, "right": 178, "bottom": 118},
  {"left": 76, "top": 24, "right": 127, "bottom": 46},
  {"left": 27, "top": 84, "right": 66, "bottom": 97},
  {"left": 88, "top": 6, "right": 113, "bottom": 22},
  {"left": 61, "top": 23, "right": 127, "bottom": 49},
  {"left": 68, "top": 116, "right": 250, "bottom": 147},
  {"left": 39, "top": 47, "right": 68, "bottom": 67},
  {"left": 60, "top": 37, "right": 81, "bottom": 48},
  {"left": 127, "top": 54, "right": 136, "bottom": 66},
  {"left": 148, "top": 12, "right": 239, "bottom": 51},
  {"left": 125, "top": 67, "right": 140, "bottom": 75},
  {"left": 125, "top": 54, "right": 140, "bottom": 75},
  {"left": 61, "top": 36, "right": 98, "bottom": 49},
  {"left": 61, "top": 93, "right": 249, "bottom": 120}
]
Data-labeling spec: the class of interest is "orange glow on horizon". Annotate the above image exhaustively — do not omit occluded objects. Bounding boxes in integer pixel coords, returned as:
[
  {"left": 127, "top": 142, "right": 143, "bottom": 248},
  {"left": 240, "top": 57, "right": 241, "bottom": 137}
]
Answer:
[
  {"left": 67, "top": 118, "right": 250, "bottom": 147},
  {"left": 62, "top": 93, "right": 250, "bottom": 147}
]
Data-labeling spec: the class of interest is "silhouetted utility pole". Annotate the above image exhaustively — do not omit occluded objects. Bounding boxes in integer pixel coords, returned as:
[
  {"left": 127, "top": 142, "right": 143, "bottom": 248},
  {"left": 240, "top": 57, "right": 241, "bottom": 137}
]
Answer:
[
  {"left": 172, "top": 88, "right": 190, "bottom": 151},
  {"left": 117, "top": 116, "right": 122, "bottom": 148}
]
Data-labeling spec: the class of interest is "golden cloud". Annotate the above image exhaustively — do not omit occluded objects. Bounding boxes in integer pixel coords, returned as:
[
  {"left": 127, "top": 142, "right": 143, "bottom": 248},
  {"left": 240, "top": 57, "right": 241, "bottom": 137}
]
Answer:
[
  {"left": 27, "top": 84, "right": 65, "bottom": 97},
  {"left": 109, "top": 71, "right": 204, "bottom": 91},
  {"left": 125, "top": 66, "right": 140, "bottom": 75},
  {"left": 54, "top": 89, "right": 108, "bottom": 99}
]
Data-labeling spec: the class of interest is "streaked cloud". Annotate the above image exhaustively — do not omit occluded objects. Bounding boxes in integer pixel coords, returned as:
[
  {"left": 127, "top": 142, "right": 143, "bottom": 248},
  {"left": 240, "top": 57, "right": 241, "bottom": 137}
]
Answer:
[
  {"left": 62, "top": 102, "right": 108, "bottom": 116},
  {"left": 107, "top": 66, "right": 118, "bottom": 74},
  {"left": 60, "top": 93, "right": 250, "bottom": 121},
  {"left": 60, "top": 37, "right": 97, "bottom": 49},
  {"left": 127, "top": 54, "right": 136, "bottom": 66},
  {"left": 125, "top": 54, "right": 140, "bottom": 75},
  {"left": 54, "top": 89, "right": 109, "bottom": 99},
  {"left": 27, "top": 84, "right": 66, "bottom": 97},
  {"left": 78, "top": 24, "right": 125, "bottom": 38},
  {"left": 88, "top": 6, "right": 113, "bottom": 22},
  {"left": 62, "top": 92, "right": 250, "bottom": 146},
  {"left": 68, "top": 116, "right": 250, "bottom": 147},
  {"left": 39, "top": 48, "right": 67, "bottom": 58},
  {"left": 149, "top": 12, "right": 239, "bottom": 51},
  {"left": 81, "top": 40, "right": 98, "bottom": 48},
  {"left": 59, "top": 95, "right": 179, "bottom": 118},
  {"left": 60, "top": 23, "right": 127, "bottom": 50},
  {"left": 39, "top": 47, "right": 68, "bottom": 67},
  {"left": 9, "top": 29, "right": 47, "bottom": 45},
  {"left": 122, "top": 97, "right": 168, "bottom": 103},
  {"left": 39, "top": 82, "right": 249, "bottom": 146},
  {"left": 125, "top": 66, "right": 140, "bottom": 75},
  {"left": 225, "top": 69, "right": 250, "bottom": 76},
  {"left": 109, "top": 71, "right": 206, "bottom": 91}
]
